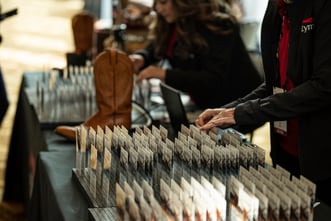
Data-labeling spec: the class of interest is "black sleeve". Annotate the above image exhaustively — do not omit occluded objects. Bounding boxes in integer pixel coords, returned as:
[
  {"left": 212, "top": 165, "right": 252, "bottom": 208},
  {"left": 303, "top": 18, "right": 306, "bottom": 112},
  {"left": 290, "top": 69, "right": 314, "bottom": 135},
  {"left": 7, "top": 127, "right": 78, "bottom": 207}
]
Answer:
[{"left": 133, "top": 42, "right": 160, "bottom": 69}]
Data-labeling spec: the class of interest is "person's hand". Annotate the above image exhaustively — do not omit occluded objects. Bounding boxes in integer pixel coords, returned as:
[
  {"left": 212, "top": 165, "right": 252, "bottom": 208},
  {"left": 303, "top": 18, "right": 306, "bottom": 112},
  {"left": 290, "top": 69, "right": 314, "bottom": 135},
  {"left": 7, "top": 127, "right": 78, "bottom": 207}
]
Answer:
[
  {"left": 136, "top": 65, "right": 166, "bottom": 82},
  {"left": 196, "top": 108, "right": 236, "bottom": 131},
  {"left": 195, "top": 108, "right": 224, "bottom": 128},
  {"left": 129, "top": 54, "right": 144, "bottom": 73}
]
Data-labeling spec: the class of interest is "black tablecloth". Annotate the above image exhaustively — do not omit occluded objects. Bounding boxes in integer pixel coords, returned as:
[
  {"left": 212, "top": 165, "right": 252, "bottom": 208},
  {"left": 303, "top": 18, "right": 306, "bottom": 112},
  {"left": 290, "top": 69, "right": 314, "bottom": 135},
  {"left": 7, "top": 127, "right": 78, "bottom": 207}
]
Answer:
[
  {"left": 4, "top": 73, "right": 331, "bottom": 221},
  {"left": 29, "top": 145, "right": 89, "bottom": 221},
  {"left": 3, "top": 75, "right": 47, "bottom": 208},
  {"left": 2, "top": 72, "right": 152, "bottom": 211}
]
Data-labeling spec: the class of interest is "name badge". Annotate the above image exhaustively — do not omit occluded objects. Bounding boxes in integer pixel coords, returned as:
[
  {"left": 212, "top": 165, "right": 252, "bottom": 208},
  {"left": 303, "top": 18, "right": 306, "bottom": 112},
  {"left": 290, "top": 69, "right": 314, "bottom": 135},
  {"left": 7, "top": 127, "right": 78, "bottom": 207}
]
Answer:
[{"left": 273, "top": 87, "right": 287, "bottom": 135}]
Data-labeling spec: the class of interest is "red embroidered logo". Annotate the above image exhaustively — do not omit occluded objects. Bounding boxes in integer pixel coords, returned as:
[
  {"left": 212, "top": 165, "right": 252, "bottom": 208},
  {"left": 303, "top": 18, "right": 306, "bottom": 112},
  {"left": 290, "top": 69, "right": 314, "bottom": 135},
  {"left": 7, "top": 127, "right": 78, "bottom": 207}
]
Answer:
[
  {"left": 302, "top": 17, "right": 313, "bottom": 24},
  {"left": 301, "top": 17, "right": 314, "bottom": 33}
]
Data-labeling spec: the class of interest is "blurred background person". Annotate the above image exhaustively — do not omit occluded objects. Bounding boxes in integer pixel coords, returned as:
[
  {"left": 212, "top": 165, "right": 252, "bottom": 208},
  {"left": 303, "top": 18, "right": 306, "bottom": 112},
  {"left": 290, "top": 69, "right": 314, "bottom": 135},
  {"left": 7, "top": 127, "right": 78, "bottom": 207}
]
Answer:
[{"left": 0, "top": 69, "right": 9, "bottom": 126}]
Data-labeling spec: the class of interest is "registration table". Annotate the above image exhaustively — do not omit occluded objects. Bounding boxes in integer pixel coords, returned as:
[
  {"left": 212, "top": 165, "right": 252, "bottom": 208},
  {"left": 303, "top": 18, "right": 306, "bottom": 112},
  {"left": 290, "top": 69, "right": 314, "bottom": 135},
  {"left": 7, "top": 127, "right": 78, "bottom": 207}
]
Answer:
[
  {"left": 28, "top": 129, "right": 122, "bottom": 221},
  {"left": 2, "top": 71, "right": 152, "bottom": 215},
  {"left": 3, "top": 72, "right": 331, "bottom": 221},
  {"left": 28, "top": 131, "right": 88, "bottom": 221},
  {"left": 26, "top": 131, "right": 331, "bottom": 221},
  {"left": 29, "top": 130, "right": 120, "bottom": 221}
]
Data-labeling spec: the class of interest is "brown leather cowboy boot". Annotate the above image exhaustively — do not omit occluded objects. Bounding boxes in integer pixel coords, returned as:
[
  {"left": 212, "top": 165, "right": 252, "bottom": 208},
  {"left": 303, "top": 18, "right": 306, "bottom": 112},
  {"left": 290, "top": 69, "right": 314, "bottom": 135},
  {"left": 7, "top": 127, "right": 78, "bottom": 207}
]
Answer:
[
  {"left": 66, "top": 11, "right": 94, "bottom": 66},
  {"left": 72, "top": 11, "right": 94, "bottom": 55},
  {"left": 55, "top": 48, "right": 134, "bottom": 140}
]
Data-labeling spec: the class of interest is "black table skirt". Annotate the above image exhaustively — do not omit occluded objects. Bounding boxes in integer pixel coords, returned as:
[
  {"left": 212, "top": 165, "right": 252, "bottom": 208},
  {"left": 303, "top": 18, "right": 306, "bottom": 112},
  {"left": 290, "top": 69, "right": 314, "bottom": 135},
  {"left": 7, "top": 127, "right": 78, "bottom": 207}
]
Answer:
[
  {"left": 3, "top": 77, "right": 47, "bottom": 208},
  {"left": 29, "top": 149, "right": 89, "bottom": 221}
]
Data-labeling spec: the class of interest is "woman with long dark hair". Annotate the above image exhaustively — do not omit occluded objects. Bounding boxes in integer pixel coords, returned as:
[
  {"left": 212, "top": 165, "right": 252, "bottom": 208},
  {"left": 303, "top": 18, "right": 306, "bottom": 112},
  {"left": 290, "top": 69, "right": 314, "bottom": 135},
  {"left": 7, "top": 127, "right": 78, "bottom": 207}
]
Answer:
[{"left": 129, "top": 0, "right": 262, "bottom": 109}]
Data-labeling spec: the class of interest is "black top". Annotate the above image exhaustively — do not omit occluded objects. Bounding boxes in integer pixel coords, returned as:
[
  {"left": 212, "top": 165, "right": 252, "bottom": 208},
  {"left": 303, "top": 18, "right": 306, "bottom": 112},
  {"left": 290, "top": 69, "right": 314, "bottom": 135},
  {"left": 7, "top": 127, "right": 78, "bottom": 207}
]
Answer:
[{"left": 135, "top": 25, "right": 263, "bottom": 109}]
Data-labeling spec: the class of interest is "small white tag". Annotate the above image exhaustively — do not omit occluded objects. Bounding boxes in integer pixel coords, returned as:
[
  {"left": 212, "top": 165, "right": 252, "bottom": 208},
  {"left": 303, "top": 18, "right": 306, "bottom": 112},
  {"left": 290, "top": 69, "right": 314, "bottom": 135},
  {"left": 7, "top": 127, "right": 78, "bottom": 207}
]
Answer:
[{"left": 273, "top": 87, "right": 287, "bottom": 135}]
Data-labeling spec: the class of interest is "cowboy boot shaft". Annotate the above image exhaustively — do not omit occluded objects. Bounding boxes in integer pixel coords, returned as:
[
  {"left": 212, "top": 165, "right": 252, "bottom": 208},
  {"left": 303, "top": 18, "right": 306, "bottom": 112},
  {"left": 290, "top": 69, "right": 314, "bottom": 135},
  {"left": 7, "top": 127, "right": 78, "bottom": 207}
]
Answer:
[
  {"left": 84, "top": 49, "right": 133, "bottom": 130},
  {"left": 93, "top": 49, "right": 133, "bottom": 117},
  {"left": 72, "top": 12, "right": 94, "bottom": 53}
]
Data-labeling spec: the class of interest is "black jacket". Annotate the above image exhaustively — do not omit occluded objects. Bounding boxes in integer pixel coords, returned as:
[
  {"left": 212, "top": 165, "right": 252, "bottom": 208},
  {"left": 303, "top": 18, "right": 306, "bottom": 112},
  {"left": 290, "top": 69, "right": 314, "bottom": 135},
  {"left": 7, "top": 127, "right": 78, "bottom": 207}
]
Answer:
[
  {"left": 135, "top": 26, "right": 262, "bottom": 109},
  {"left": 228, "top": 0, "right": 331, "bottom": 182}
]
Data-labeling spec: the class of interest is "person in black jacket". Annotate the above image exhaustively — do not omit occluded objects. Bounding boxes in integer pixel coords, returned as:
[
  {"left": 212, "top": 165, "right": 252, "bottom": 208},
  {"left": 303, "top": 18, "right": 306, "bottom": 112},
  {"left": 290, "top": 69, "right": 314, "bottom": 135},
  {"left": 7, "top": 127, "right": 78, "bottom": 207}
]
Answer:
[
  {"left": 0, "top": 68, "right": 9, "bottom": 126},
  {"left": 129, "top": 0, "right": 262, "bottom": 109},
  {"left": 196, "top": 0, "right": 331, "bottom": 206}
]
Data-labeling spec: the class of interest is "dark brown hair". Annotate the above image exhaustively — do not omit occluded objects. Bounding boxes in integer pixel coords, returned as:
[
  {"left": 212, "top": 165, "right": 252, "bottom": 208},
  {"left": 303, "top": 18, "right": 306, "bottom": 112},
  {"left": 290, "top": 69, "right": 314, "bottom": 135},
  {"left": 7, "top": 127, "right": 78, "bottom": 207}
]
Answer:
[{"left": 151, "top": 0, "right": 237, "bottom": 58}]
